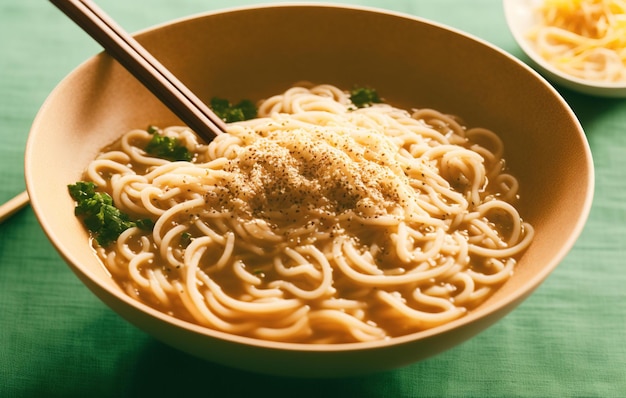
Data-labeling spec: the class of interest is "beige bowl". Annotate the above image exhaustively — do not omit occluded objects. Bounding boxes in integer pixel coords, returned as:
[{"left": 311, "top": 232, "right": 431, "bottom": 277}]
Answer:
[{"left": 25, "top": 4, "right": 594, "bottom": 377}]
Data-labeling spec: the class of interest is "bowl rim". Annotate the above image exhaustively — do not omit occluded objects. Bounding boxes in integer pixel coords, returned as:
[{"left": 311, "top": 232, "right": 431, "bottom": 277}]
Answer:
[
  {"left": 26, "top": 2, "right": 595, "bottom": 353},
  {"left": 502, "top": 0, "right": 626, "bottom": 96}
]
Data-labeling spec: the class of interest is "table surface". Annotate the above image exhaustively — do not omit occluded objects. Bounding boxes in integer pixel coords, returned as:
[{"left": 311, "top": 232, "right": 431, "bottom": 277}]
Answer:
[{"left": 2, "top": 0, "right": 625, "bottom": 396}]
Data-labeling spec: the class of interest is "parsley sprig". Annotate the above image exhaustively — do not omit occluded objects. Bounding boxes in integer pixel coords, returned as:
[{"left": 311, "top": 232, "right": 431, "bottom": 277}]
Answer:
[
  {"left": 210, "top": 97, "right": 257, "bottom": 123},
  {"left": 68, "top": 181, "right": 153, "bottom": 246},
  {"left": 349, "top": 87, "right": 382, "bottom": 108},
  {"left": 145, "top": 126, "right": 192, "bottom": 161}
]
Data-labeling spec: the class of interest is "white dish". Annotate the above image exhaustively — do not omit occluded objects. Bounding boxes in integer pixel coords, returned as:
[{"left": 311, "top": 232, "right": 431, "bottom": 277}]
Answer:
[{"left": 503, "top": 0, "right": 626, "bottom": 97}]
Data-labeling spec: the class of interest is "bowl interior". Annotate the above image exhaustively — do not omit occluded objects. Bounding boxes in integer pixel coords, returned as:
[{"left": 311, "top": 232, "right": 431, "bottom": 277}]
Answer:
[
  {"left": 503, "top": 0, "right": 626, "bottom": 97},
  {"left": 25, "top": 4, "right": 593, "bottom": 376}
]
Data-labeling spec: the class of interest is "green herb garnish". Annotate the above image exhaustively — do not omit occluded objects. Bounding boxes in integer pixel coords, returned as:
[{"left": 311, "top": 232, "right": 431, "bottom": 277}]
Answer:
[
  {"left": 145, "top": 126, "right": 192, "bottom": 161},
  {"left": 180, "top": 231, "right": 192, "bottom": 248},
  {"left": 210, "top": 97, "right": 257, "bottom": 123},
  {"left": 349, "top": 87, "right": 382, "bottom": 108},
  {"left": 68, "top": 181, "right": 153, "bottom": 247}
]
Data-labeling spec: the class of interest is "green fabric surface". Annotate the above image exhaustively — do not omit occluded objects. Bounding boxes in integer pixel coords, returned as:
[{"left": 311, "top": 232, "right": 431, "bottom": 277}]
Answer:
[{"left": 1, "top": 0, "right": 624, "bottom": 396}]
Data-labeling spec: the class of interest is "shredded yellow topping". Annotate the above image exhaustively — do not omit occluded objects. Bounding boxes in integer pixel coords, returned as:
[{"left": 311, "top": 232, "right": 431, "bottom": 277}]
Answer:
[{"left": 529, "top": 0, "right": 626, "bottom": 82}]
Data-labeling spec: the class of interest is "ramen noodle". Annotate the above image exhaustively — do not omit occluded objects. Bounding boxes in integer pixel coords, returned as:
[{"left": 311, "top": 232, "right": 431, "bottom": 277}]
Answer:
[
  {"left": 528, "top": 0, "right": 626, "bottom": 82},
  {"left": 81, "top": 83, "right": 533, "bottom": 344}
]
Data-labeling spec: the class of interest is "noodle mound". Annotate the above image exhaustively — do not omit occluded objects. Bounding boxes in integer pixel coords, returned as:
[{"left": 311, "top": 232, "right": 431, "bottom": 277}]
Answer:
[{"left": 85, "top": 84, "right": 533, "bottom": 344}]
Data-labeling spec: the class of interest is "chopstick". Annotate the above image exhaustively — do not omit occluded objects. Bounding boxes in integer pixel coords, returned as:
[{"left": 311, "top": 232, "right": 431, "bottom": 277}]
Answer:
[
  {"left": 48, "top": 0, "right": 228, "bottom": 142},
  {"left": 0, "top": 191, "right": 30, "bottom": 224},
  {"left": 0, "top": 0, "right": 231, "bottom": 225}
]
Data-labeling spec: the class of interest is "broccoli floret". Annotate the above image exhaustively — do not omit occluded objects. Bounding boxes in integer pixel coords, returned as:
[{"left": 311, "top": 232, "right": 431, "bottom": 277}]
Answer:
[
  {"left": 349, "top": 87, "right": 382, "bottom": 108},
  {"left": 210, "top": 97, "right": 257, "bottom": 123},
  {"left": 68, "top": 181, "right": 153, "bottom": 247},
  {"left": 145, "top": 127, "right": 193, "bottom": 161}
]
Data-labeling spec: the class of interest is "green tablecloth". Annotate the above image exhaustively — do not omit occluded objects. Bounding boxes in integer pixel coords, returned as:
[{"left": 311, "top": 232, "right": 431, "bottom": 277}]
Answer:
[{"left": 1, "top": 0, "right": 624, "bottom": 396}]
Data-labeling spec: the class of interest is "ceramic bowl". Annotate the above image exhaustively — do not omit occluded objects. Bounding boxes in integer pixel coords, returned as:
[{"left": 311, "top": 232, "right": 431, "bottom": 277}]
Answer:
[
  {"left": 503, "top": 0, "right": 626, "bottom": 97},
  {"left": 25, "top": 4, "right": 594, "bottom": 377}
]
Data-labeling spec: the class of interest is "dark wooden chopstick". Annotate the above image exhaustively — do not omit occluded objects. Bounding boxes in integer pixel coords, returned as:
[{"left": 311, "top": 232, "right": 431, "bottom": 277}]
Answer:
[
  {"left": 0, "top": 191, "right": 30, "bottom": 224},
  {"left": 49, "top": 0, "right": 228, "bottom": 142},
  {"left": 0, "top": 1, "right": 231, "bottom": 225}
]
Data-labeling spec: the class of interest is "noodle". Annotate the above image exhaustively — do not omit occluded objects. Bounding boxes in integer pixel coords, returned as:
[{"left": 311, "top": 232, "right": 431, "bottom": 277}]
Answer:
[
  {"left": 83, "top": 83, "right": 533, "bottom": 344},
  {"left": 528, "top": 0, "right": 626, "bottom": 82}
]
